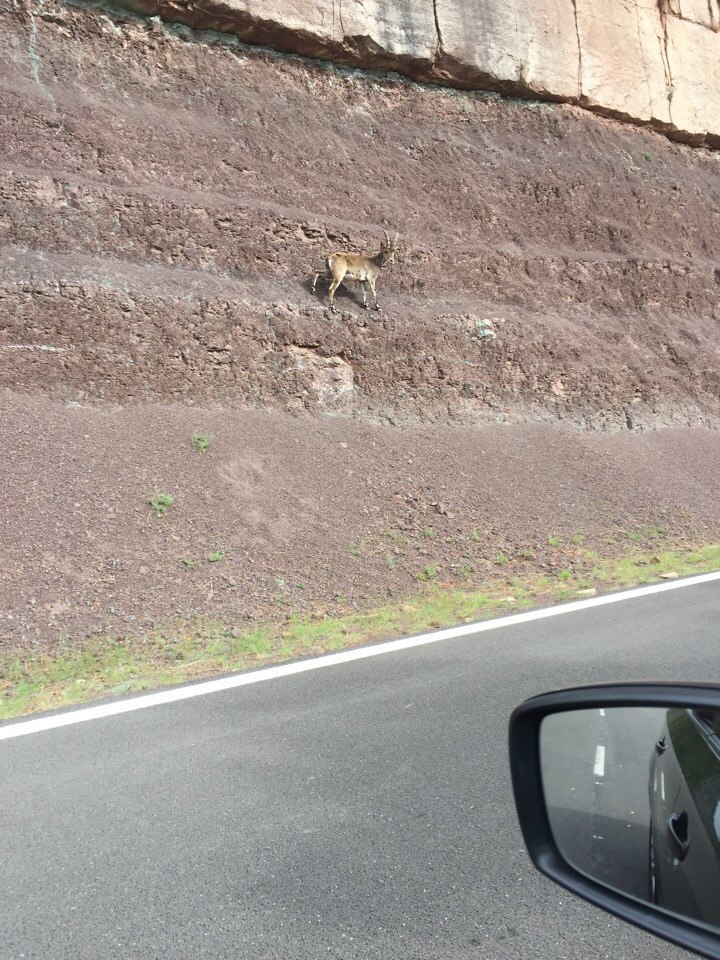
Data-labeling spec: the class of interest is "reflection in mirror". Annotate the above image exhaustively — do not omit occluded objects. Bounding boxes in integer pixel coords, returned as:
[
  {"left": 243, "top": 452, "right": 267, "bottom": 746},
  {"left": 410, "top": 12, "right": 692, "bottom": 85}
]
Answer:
[{"left": 541, "top": 706, "right": 720, "bottom": 930}]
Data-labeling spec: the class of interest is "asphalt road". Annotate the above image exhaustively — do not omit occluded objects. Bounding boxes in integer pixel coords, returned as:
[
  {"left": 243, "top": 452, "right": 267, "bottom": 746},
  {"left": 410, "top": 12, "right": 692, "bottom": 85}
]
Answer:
[{"left": 3, "top": 580, "right": 720, "bottom": 960}]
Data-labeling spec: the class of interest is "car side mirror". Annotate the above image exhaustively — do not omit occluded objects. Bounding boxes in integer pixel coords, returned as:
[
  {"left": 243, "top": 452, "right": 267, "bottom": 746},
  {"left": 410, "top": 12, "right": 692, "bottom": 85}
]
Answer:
[{"left": 509, "top": 684, "right": 720, "bottom": 960}]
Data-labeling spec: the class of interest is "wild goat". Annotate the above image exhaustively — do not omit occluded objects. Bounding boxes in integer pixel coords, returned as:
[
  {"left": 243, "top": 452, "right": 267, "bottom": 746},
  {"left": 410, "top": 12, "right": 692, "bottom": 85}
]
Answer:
[{"left": 312, "top": 231, "right": 399, "bottom": 313}]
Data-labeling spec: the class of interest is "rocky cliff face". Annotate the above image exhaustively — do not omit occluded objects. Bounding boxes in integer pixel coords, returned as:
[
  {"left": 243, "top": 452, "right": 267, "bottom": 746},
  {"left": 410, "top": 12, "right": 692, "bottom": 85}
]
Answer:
[
  {"left": 2, "top": 0, "right": 720, "bottom": 650},
  {"left": 2, "top": 0, "right": 720, "bottom": 429},
  {"left": 113, "top": 0, "right": 720, "bottom": 146}
]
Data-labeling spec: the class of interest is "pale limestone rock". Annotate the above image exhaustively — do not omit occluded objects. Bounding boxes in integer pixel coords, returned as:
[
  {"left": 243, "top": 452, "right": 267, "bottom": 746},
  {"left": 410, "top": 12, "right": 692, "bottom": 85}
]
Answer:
[
  {"left": 339, "top": 0, "right": 437, "bottom": 64},
  {"left": 115, "top": 0, "right": 720, "bottom": 144},
  {"left": 674, "top": 0, "right": 720, "bottom": 31},
  {"left": 575, "top": 0, "right": 672, "bottom": 126},
  {"left": 434, "top": 0, "right": 580, "bottom": 98},
  {"left": 666, "top": 15, "right": 720, "bottom": 140},
  {"left": 521, "top": 2, "right": 581, "bottom": 98}
]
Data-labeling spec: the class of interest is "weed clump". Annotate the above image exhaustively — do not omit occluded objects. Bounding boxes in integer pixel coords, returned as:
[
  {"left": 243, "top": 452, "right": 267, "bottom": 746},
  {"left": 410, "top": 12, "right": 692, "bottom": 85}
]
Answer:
[
  {"left": 150, "top": 492, "right": 174, "bottom": 518},
  {"left": 192, "top": 431, "right": 213, "bottom": 455}
]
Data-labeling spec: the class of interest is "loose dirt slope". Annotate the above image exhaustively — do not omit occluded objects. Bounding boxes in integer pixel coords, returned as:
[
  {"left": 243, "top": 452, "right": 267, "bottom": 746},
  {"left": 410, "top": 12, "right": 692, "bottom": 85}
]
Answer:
[
  {"left": 3, "top": 393, "right": 720, "bottom": 649},
  {"left": 1, "top": 0, "right": 720, "bottom": 650}
]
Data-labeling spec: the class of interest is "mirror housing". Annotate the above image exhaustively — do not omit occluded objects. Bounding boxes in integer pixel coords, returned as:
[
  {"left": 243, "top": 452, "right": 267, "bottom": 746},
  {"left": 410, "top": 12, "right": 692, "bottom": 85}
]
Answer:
[{"left": 509, "top": 683, "right": 720, "bottom": 960}]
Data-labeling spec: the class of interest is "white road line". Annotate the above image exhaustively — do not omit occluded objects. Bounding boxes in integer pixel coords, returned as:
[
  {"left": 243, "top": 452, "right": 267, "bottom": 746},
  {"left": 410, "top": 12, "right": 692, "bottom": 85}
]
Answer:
[
  {"left": 1, "top": 569, "right": 719, "bottom": 741},
  {"left": 599, "top": 708, "right": 606, "bottom": 717},
  {"left": 594, "top": 745, "right": 606, "bottom": 777}
]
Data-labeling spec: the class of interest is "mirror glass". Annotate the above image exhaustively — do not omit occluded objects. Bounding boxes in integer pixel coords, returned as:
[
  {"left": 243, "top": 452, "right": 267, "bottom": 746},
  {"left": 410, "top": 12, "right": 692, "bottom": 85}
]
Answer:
[{"left": 541, "top": 706, "right": 720, "bottom": 929}]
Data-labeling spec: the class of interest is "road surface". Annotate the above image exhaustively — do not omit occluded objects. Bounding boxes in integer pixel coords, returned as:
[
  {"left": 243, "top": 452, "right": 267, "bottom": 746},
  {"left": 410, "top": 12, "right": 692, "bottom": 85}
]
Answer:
[
  {"left": 542, "top": 705, "right": 666, "bottom": 900},
  {"left": 3, "top": 578, "right": 720, "bottom": 960}
]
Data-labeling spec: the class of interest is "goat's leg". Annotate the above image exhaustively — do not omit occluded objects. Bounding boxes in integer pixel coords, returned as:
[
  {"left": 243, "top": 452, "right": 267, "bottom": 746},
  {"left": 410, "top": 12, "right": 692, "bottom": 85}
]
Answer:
[
  {"left": 327, "top": 275, "right": 343, "bottom": 313},
  {"left": 312, "top": 265, "right": 333, "bottom": 294},
  {"left": 361, "top": 281, "right": 369, "bottom": 309},
  {"left": 369, "top": 278, "right": 380, "bottom": 311}
]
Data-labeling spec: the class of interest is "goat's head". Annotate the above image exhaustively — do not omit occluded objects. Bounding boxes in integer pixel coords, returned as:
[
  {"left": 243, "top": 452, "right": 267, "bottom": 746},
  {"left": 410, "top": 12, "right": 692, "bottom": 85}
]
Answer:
[{"left": 380, "top": 230, "right": 400, "bottom": 264}]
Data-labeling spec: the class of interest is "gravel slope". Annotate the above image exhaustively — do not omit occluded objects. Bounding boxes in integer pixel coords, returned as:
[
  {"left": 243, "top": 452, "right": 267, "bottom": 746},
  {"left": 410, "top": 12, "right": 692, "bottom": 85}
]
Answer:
[{"left": 3, "top": 391, "right": 720, "bottom": 649}]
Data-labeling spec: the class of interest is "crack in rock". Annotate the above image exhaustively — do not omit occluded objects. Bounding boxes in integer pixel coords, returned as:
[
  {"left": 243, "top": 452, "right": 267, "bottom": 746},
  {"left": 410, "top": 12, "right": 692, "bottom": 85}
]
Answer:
[
  {"left": 658, "top": 0, "right": 675, "bottom": 123},
  {"left": 431, "top": 0, "right": 443, "bottom": 59},
  {"left": 569, "top": 0, "right": 583, "bottom": 99}
]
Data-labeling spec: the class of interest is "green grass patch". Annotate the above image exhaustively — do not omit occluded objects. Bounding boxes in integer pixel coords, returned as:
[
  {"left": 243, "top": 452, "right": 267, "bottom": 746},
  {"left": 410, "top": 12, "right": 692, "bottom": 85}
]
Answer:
[
  {"left": 191, "top": 431, "right": 213, "bottom": 455},
  {"left": 149, "top": 492, "right": 174, "bottom": 518},
  {"left": 2, "top": 542, "right": 719, "bottom": 721}
]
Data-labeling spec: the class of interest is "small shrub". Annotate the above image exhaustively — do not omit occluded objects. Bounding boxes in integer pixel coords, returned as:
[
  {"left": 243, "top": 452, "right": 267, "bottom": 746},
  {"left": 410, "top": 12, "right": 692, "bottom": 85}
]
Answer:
[
  {"left": 494, "top": 553, "right": 508, "bottom": 566},
  {"left": 520, "top": 548, "right": 535, "bottom": 560},
  {"left": 424, "top": 527, "right": 437, "bottom": 540},
  {"left": 208, "top": 550, "right": 225, "bottom": 563},
  {"left": 470, "top": 528, "right": 481, "bottom": 542},
  {"left": 150, "top": 492, "right": 174, "bottom": 518},
  {"left": 181, "top": 557, "right": 196, "bottom": 569},
  {"left": 559, "top": 569, "right": 571, "bottom": 582},
  {"left": 192, "top": 431, "right": 213, "bottom": 455},
  {"left": 548, "top": 535, "right": 562, "bottom": 548},
  {"left": 418, "top": 564, "right": 438, "bottom": 581}
]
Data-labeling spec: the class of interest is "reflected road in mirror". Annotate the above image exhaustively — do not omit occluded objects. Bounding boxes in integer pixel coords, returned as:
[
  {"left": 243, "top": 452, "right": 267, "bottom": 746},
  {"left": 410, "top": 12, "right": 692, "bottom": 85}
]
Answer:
[
  {"left": 541, "top": 705, "right": 720, "bottom": 930},
  {"left": 542, "top": 707, "right": 667, "bottom": 900}
]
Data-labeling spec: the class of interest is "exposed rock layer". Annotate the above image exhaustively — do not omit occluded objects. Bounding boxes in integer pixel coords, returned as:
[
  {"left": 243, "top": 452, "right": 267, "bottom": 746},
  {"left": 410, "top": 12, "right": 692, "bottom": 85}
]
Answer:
[
  {"left": 2, "top": 0, "right": 720, "bottom": 428},
  {"left": 111, "top": 0, "right": 720, "bottom": 146}
]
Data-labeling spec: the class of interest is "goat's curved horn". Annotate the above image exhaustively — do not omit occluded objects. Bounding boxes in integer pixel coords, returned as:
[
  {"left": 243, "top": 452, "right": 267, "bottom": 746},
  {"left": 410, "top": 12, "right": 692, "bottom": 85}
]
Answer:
[
  {"left": 383, "top": 229, "right": 390, "bottom": 242},
  {"left": 394, "top": 232, "right": 399, "bottom": 243}
]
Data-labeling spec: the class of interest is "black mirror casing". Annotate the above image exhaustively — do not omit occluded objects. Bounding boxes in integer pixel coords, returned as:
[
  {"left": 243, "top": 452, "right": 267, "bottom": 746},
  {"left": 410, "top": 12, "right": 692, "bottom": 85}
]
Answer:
[{"left": 509, "top": 683, "right": 720, "bottom": 960}]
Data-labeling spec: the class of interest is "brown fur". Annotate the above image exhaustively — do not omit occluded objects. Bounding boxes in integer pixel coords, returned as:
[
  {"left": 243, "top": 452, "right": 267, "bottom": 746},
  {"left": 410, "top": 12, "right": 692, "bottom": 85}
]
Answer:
[{"left": 312, "top": 231, "right": 399, "bottom": 312}]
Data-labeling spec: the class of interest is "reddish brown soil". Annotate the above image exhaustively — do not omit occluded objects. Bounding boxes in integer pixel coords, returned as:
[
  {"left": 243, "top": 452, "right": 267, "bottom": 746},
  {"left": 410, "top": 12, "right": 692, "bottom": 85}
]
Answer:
[
  {"left": 2, "top": 389, "right": 720, "bottom": 650},
  {"left": 1, "top": 1, "right": 720, "bottom": 650}
]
